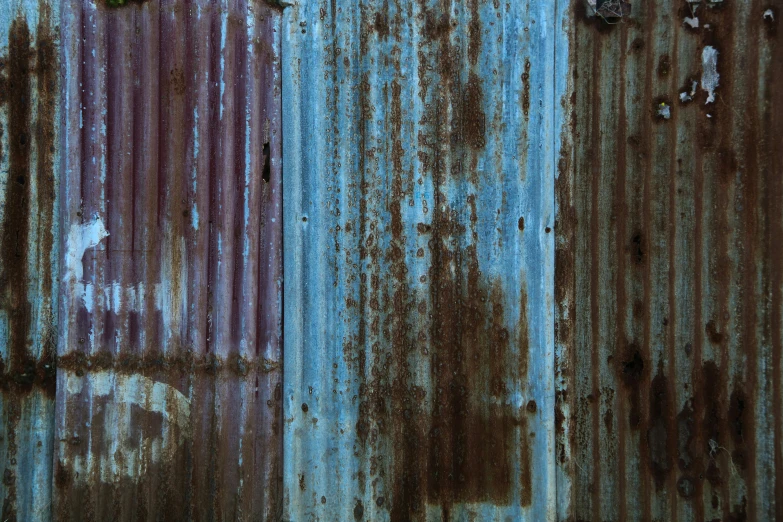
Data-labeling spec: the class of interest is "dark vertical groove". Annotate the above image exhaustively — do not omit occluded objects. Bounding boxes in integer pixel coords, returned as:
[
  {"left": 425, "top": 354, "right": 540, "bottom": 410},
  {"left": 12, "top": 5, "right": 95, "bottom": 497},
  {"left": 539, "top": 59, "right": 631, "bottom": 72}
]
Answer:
[
  {"left": 105, "top": 13, "right": 115, "bottom": 264},
  {"left": 614, "top": 21, "right": 628, "bottom": 522},
  {"left": 640, "top": 2, "right": 655, "bottom": 519},
  {"left": 205, "top": 6, "right": 221, "bottom": 516},
  {"left": 588, "top": 31, "right": 602, "bottom": 520},
  {"left": 716, "top": 8, "right": 736, "bottom": 515},
  {"left": 231, "top": 14, "right": 248, "bottom": 348},
  {"left": 771, "top": 9, "right": 783, "bottom": 517},
  {"left": 740, "top": 7, "right": 761, "bottom": 520},
  {"left": 666, "top": 13, "right": 680, "bottom": 522},
  {"left": 692, "top": 66, "right": 706, "bottom": 522},
  {"left": 205, "top": 6, "right": 219, "bottom": 355}
]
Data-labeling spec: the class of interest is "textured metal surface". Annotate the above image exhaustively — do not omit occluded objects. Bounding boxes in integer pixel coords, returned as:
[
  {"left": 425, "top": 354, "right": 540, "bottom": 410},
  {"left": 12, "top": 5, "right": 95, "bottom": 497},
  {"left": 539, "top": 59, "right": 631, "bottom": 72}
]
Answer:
[
  {"left": 556, "top": 1, "right": 783, "bottom": 521},
  {"left": 283, "top": 0, "right": 569, "bottom": 520},
  {"left": 55, "top": 0, "right": 282, "bottom": 520},
  {"left": 0, "top": 1, "right": 59, "bottom": 520}
]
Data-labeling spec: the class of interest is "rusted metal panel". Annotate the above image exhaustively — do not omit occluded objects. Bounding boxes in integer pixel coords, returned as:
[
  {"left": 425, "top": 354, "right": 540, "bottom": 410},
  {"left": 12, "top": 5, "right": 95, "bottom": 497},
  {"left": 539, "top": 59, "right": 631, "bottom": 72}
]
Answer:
[
  {"left": 556, "top": 1, "right": 783, "bottom": 521},
  {"left": 282, "top": 0, "right": 569, "bottom": 520},
  {"left": 54, "top": 0, "right": 282, "bottom": 520},
  {"left": 0, "top": 1, "right": 59, "bottom": 520}
]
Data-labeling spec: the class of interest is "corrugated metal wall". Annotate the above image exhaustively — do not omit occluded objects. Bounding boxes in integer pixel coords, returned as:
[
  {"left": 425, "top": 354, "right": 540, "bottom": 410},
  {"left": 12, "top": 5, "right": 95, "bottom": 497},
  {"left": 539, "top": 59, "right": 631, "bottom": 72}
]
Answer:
[
  {"left": 54, "top": 0, "right": 282, "bottom": 520},
  {"left": 0, "top": 1, "right": 59, "bottom": 520},
  {"left": 556, "top": 1, "right": 783, "bottom": 521},
  {"left": 282, "top": 0, "right": 569, "bottom": 520},
  {"left": 1, "top": 0, "right": 782, "bottom": 520}
]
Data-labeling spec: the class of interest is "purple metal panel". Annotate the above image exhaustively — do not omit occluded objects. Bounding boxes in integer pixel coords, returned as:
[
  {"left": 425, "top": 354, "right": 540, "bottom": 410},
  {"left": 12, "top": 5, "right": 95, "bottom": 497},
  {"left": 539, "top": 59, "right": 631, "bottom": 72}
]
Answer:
[
  {"left": 0, "top": 1, "right": 59, "bottom": 520},
  {"left": 54, "top": 0, "right": 282, "bottom": 519},
  {"left": 556, "top": 1, "right": 783, "bottom": 521}
]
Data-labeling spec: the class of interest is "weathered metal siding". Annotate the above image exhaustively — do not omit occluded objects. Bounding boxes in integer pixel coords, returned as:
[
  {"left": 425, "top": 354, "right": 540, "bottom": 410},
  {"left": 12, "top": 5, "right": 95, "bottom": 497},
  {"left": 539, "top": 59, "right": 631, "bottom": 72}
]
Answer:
[
  {"left": 55, "top": 0, "right": 282, "bottom": 520},
  {"left": 283, "top": 0, "right": 569, "bottom": 520},
  {"left": 0, "top": 1, "right": 59, "bottom": 520},
  {"left": 556, "top": 1, "right": 783, "bottom": 521}
]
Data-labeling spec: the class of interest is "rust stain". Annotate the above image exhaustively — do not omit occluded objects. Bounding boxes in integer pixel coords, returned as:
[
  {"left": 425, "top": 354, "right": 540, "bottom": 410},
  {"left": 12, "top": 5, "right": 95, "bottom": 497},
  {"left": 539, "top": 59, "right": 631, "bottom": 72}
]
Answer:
[
  {"left": 1, "top": 17, "right": 34, "bottom": 398},
  {"left": 349, "top": 7, "right": 530, "bottom": 516},
  {"left": 647, "top": 365, "right": 671, "bottom": 490},
  {"left": 521, "top": 58, "right": 531, "bottom": 119},
  {"left": 459, "top": 73, "right": 486, "bottom": 151},
  {"left": 467, "top": 0, "right": 481, "bottom": 66}
]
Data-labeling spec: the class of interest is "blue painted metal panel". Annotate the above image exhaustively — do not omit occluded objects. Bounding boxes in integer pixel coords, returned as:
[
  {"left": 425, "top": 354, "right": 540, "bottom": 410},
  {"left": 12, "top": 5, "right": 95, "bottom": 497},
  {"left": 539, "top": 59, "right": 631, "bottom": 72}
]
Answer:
[{"left": 283, "top": 0, "right": 569, "bottom": 519}]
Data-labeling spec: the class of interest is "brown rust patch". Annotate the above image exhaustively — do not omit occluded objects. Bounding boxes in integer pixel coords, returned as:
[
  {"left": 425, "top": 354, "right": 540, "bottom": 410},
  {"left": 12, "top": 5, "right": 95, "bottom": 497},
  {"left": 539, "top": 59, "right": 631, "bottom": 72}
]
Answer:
[
  {"left": 0, "top": 7, "right": 57, "bottom": 400},
  {"left": 373, "top": 11, "right": 390, "bottom": 39},
  {"left": 701, "top": 361, "right": 724, "bottom": 487},
  {"left": 521, "top": 59, "right": 531, "bottom": 119},
  {"left": 705, "top": 320, "right": 723, "bottom": 344},
  {"left": 520, "top": 419, "right": 532, "bottom": 507},
  {"left": 422, "top": 222, "right": 519, "bottom": 513},
  {"left": 454, "top": 73, "right": 486, "bottom": 151},
  {"left": 677, "top": 398, "right": 696, "bottom": 472},
  {"left": 728, "top": 385, "right": 747, "bottom": 471},
  {"left": 647, "top": 366, "right": 671, "bottom": 489},
  {"left": 618, "top": 345, "right": 645, "bottom": 428},
  {"left": 377, "top": 46, "right": 526, "bottom": 520},
  {"left": 629, "top": 232, "right": 645, "bottom": 265},
  {"left": 467, "top": 0, "right": 481, "bottom": 66}
]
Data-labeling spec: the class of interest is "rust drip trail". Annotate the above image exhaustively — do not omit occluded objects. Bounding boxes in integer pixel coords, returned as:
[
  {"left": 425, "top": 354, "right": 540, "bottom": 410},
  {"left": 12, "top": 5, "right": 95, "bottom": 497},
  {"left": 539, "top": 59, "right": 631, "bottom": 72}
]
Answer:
[
  {"left": 1, "top": 18, "right": 33, "bottom": 397},
  {"left": 0, "top": 6, "right": 58, "bottom": 398}
]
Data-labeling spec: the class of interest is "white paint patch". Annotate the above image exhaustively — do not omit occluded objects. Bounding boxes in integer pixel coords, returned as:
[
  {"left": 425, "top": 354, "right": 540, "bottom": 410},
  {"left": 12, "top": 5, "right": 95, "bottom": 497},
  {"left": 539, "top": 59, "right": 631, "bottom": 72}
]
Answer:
[
  {"left": 701, "top": 46, "right": 719, "bottom": 104},
  {"left": 684, "top": 16, "right": 699, "bottom": 28},
  {"left": 65, "top": 216, "right": 109, "bottom": 282},
  {"left": 64, "top": 371, "right": 191, "bottom": 484}
]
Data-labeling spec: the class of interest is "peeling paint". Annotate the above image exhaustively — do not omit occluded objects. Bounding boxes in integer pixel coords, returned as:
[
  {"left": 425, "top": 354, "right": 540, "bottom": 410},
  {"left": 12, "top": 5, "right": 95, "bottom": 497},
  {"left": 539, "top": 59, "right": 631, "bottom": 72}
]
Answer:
[{"left": 701, "top": 46, "right": 719, "bottom": 104}]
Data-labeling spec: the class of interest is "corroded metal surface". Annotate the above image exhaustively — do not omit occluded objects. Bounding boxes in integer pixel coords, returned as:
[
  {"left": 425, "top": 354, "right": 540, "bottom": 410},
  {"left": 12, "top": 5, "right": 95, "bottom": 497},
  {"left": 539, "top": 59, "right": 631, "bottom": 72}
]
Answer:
[
  {"left": 0, "top": 1, "right": 59, "bottom": 520},
  {"left": 54, "top": 0, "right": 282, "bottom": 520},
  {"left": 556, "top": 1, "right": 783, "bottom": 521},
  {"left": 282, "top": 0, "right": 569, "bottom": 520}
]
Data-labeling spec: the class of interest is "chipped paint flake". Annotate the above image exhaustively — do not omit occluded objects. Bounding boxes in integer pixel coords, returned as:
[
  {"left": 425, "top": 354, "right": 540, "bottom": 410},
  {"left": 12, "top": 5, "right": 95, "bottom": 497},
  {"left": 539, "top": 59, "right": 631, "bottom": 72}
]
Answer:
[{"left": 657, "top": 102, "right": 671, "bottom": 120}]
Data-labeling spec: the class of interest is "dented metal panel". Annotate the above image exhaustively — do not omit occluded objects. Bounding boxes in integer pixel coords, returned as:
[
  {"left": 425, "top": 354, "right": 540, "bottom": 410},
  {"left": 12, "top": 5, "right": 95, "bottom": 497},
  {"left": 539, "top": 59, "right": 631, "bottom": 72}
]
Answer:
[
  {"left": 283, "top": 0, "right": 569, "bottom": 520},
  {"left": 54, "top": 0, "right": 282, "bottom": 520},
  {"left": 0, "top": 1, "right": 59, "bottom": 520},
  {"left": 556, "top": 1, "right": 783, "bottom": 521}
]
